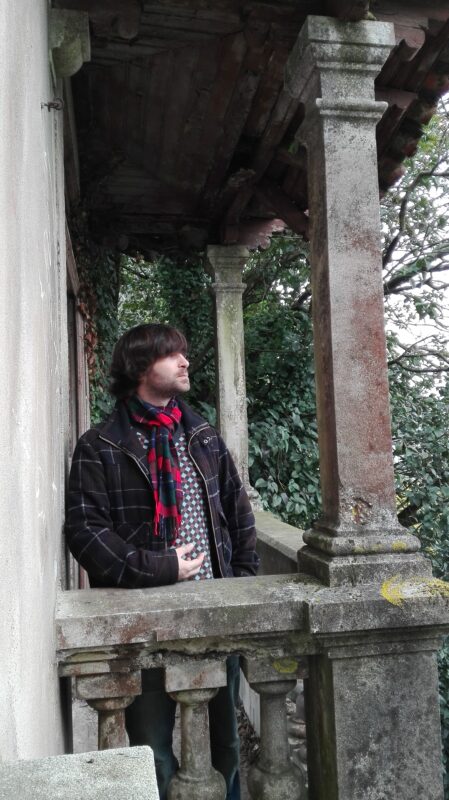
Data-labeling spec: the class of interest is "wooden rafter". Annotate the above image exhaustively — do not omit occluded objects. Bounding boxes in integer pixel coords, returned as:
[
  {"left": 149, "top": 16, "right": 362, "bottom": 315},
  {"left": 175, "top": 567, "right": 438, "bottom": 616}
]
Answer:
[
  {"left": 255, "top": 179, "right": 309, "bottom": 239},
  {"left": 324, "top": 0, "right": 370, "bottom": 22}
]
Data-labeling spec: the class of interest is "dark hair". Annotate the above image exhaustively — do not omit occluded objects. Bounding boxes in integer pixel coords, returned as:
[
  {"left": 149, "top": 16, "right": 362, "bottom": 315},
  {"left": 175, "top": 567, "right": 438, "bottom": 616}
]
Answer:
[{"left": 109, "top": 323, "right": 188, "bottom": 399}]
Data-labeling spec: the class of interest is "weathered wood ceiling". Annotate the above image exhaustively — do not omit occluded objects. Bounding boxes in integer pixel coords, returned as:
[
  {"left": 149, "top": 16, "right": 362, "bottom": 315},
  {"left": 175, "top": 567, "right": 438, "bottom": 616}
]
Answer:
[{"left": 62, "top": 0, "right": 449, "bottom": 254}]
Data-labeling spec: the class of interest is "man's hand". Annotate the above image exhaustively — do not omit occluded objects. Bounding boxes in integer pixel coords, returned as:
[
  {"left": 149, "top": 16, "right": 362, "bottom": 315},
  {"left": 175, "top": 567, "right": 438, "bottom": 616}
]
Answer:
[{"left": 175, "top": 543, "right": 205, "bottom": 581}]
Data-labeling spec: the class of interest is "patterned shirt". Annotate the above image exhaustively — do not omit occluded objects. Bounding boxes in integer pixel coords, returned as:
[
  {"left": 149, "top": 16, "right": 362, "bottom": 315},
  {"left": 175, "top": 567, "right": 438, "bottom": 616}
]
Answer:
[{"left": 134, "top": 425, "right": 214, "bottom": 581}]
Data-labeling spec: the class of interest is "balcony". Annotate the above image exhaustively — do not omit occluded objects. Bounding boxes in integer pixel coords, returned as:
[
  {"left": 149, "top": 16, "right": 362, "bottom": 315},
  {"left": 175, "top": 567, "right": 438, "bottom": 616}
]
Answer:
[{"left": 56, "top": 517, "right": 449, "bottom": 800}]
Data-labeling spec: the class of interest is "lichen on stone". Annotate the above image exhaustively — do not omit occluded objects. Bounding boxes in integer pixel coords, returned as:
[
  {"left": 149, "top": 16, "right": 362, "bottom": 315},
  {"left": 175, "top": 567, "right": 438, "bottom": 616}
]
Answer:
[
  {"left": 381, "top": 575, "right": 449, "bottom": 607},
  {"left": 272, "top": 658, "right": 298, "bottom": 675}
]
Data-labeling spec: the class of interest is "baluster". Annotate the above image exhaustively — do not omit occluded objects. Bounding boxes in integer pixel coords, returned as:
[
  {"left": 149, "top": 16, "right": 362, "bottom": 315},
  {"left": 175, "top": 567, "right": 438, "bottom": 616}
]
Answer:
[
  {"left": 76, "top": 670, "right": 142, "bottom": 750},
  {"left": 165, "top": 659, "right": 227, "bottom": 800},
  {"left": 242, "top": 657, "right": 306, "bottom": 800}
]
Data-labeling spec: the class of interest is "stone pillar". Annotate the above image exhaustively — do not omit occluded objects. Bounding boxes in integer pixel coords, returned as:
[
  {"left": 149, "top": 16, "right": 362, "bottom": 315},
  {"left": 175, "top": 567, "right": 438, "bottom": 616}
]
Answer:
[
  {"left": 304, "top": 586, "right": 448, "bottom": 800},
  {"left": 166, "top": 660, "right": 227, "bottom": 800},
  {"left": 208, "top": 245, "right": 259, "bottom": 505},
  {"left": 241, "top": 657, "right": 306, "bottom": 800},
  {"left": 285, "top": 17, "right": 430, "bottom": 585},
  {"left": 76, "top": 671, "right": 141, "bottom": 750},
  {"left": 306, "top": 641, "right": 445, "bottom": 800}
]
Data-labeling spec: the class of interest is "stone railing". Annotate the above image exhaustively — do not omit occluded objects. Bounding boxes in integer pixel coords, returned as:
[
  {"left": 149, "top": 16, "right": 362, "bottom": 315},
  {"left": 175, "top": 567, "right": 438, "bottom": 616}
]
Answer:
[
  {"left": 254, "top": 510, "right": 305, "bottom": 576},
  {"left": 56, "top": 574, "right": 315, "bottom": 800},
  {"left": 247, "top": 511, "right": 308, "bottom": 772},
  {"left": 56, "top": 572, "right": 449, "bottom": 800}
]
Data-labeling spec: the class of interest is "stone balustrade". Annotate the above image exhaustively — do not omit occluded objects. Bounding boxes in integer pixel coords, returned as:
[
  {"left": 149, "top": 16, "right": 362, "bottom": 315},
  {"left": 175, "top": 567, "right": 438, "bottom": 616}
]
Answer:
[
  {"left": 57, "top": 574, "right": 313, "bottom": 800},
  {"left": 56, "top": 572, "right": 449, "bottom": 800}
]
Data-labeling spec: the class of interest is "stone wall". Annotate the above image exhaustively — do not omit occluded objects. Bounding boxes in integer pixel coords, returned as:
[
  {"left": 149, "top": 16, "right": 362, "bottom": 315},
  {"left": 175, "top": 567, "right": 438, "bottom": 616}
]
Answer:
[{"left": 0, "top": 0, "right": 67, "bottom": 759}]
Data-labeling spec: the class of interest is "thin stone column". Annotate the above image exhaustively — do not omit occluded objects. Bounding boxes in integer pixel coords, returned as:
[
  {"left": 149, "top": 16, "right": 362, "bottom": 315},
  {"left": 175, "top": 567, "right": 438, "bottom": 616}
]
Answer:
[
  {"left": 242, "top": 658, "right": 305, "bottom": 800},
  {"left": 166, "top": 659, "right": 227, "bottom": 800},
  {"left": 285, "top": 17, "right": 430, "bottom": 585},
  {"left": 76, "top": 671, "right": 141, "bottom": 750},
  {"left": 208, "top": 245, "right": 259, "bottom": 506}
]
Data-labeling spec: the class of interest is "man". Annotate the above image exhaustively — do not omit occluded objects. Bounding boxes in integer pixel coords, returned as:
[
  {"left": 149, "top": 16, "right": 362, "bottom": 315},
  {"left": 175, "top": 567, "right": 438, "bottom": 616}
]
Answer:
[{"left": 66, "top": 322, "right": 259, "bottom": 800}]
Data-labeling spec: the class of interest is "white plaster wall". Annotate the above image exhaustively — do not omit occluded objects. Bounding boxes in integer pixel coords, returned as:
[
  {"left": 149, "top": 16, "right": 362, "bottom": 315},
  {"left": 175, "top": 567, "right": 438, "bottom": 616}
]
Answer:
[{"left": 0, "top": 0, "right": 67, "bottom": 759}]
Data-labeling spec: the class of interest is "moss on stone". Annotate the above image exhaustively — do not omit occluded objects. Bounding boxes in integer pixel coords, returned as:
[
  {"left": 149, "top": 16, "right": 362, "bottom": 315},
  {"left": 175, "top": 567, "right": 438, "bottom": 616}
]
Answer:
[{"left": 381, "top": 575, "right": 449, "bottom": 607}]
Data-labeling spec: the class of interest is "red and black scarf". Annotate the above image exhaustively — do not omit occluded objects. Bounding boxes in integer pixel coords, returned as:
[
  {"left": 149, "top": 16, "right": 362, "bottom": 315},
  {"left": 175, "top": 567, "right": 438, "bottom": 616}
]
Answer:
[{"left": 127, "top": 396, "right": 182, "bottom": 544}]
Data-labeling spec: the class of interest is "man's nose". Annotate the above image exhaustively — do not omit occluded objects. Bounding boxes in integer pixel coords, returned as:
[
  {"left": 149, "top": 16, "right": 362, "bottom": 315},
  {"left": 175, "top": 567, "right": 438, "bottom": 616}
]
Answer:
[{"left": 179, "top": 354, "right": 189, "bottom": 367}]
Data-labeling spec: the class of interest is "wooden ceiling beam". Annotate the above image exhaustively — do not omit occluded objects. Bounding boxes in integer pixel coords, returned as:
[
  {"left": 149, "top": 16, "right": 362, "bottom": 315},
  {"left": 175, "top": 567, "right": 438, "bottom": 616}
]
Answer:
[
  {"left": 275, "top": 146, "right": 307, "bottom": 171},
  {"left": 141, "top": 7, "right": 242, "bottom": 35},
  {"left": 375, "top": 86, "right": 417, "bottom": 108},
  {"left": 199, "top": 30, "right": 274, "bottom": 211},
  {"left": 216, "top": 88, "right": 303, "bottom": 226},
  {"left": 175, "top": 34, "right": 249, "bottom": 197},
  {"left": 255, "top": 179, "right": 309, "bottom": 239},
  {"left": 323, "top": 0, "right": 370, "bottom": 22},
  {"left": 61, "top": 0, "right": 141, "bottom": 39}
]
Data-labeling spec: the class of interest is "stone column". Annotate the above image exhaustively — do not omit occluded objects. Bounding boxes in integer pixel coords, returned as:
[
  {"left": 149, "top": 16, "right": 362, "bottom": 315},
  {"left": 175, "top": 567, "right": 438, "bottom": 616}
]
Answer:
[
  {"left": 284, "top": 17, "right": 430, "bottom": 585},
  {"left": 208, "top": 245, "right": 259, "bottom": 506},
  {"left": 241, "top": 657, "right": 306, "bottom": 800},
  {"left": 304, "top": 583, "right": 448, "bottom": 800},
  {"left": 76, "top": 671, "right": 141, "bottom": 750},
  {"left": 166, "top": 659, "right": 227, "bottom": 800},
  {"left": 306, "top": 640, "right": 445, "bottom": 800}
]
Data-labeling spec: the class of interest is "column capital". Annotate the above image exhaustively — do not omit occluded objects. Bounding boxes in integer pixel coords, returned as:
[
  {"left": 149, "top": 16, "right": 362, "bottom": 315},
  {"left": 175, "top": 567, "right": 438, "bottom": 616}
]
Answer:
[
  {"left": 207, "top": 244, "right": 249, "bottom": 269},
  {"left": 49, "top": 9, "right": 91, "bottom": 78},
  {"left": 165, "top": 658, "right": 227, "bottom": 693},
  {"left": 75, "top": 670, "right": 141, "bottom": 751},
  {"left": 285, "top": 16, "right": 395, "bottom": 111},
  {"left": 207, "top": 244, "right": 249, "bottom": 292}
]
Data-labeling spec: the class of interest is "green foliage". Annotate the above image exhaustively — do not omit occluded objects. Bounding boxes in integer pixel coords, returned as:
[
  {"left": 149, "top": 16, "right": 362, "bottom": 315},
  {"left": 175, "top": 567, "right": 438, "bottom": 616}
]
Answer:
[
  {"left": 391, "top": 365, "right": 449, "bottom": 579},
  {"left": 88, "top": 249, "right": 121, "bottom": 423},
  {"left": 243, "top": 245, "right": 320, "bottom": 527},
  {"left": 69, "top": 210, "right": 120, "bottom": 424},
  {"left": 382, "top": 102, "right": 449, "bottom": 794},
  {"left": 118, "top": 255, "right": 168, "bottom": 333},
  {"left": 119, "top": 253, "right": 215, "bottom": 405}
]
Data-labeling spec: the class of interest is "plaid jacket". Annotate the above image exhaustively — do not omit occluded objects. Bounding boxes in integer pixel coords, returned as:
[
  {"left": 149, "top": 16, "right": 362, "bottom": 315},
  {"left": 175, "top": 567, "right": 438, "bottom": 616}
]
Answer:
[{"left": 65, "top": 399, "right": 259, "bottom": 588}]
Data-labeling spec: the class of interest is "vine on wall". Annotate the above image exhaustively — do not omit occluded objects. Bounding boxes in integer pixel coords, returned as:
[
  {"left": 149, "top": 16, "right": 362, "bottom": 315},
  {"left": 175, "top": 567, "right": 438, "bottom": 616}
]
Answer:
[{"left": 70, "top": 209, "right": 121, "bottom": 423}]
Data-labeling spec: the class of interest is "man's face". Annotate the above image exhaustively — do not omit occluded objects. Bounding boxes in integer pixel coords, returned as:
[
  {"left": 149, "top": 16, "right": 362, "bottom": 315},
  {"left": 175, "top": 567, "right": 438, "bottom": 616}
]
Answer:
[{"left": 140, "top": 351, "right": 190, "bottom": 400}]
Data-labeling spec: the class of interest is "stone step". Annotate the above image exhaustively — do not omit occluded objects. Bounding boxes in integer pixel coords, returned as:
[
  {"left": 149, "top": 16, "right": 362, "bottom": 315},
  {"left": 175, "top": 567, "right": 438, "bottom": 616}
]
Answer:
[{"left": 0, "top": 746, "right": 157, "bottom": 800}]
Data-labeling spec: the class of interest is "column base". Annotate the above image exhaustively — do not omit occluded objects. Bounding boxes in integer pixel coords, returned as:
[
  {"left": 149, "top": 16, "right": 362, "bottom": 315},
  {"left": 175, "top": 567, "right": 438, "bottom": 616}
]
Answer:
[{"left": 299, "top": 546, "right": 432, "bottom": 587}]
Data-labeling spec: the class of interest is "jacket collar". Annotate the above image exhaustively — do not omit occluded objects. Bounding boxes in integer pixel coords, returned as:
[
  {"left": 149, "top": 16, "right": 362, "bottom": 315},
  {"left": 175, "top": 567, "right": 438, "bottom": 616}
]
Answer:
[
  {"left": 97, "top": 398, "right": 210, "bottom": 455},
  {"left": 97, "top": 402, "right": 145, "bottom": 461},
  {"left": 177, "top": 397, "right": 210, "bottom": 439}
]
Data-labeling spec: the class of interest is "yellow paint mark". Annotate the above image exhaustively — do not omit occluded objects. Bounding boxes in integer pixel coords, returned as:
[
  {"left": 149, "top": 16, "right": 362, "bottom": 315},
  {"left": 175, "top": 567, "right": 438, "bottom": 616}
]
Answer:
[
  {"left": 272, "top": 659, "right": 298, "bottom": 675},
  {"left": 381, "top": 575, "right": 449, "bottom": 607}
]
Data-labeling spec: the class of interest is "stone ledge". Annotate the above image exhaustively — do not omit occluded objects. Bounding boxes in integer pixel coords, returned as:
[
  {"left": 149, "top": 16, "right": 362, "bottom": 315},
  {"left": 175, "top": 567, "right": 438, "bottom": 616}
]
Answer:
[
  {"left": 255, "top": 510, "right": 304, "bottom": 575},
  {"left": 306, "top": 576, "right": 449, "bottom": 636},
  {"left": 0, "top": 747, "right": 157, "bottom": 800},
  {"left": 56, "top": 571, "right": 449, "bottom": 665},
  {"left": 56, "top": 574, "right": 318, "bottom": 653}
]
